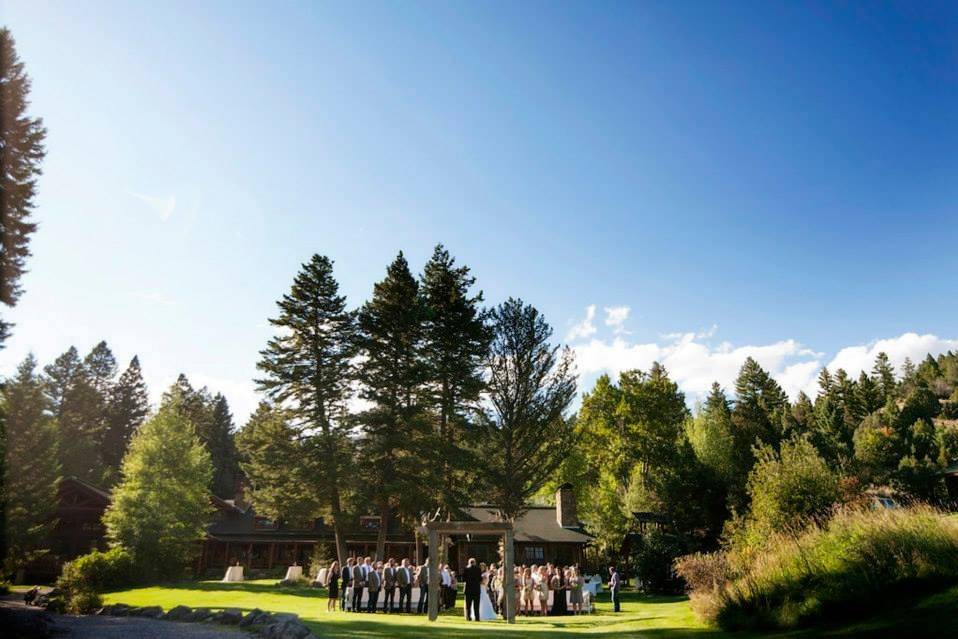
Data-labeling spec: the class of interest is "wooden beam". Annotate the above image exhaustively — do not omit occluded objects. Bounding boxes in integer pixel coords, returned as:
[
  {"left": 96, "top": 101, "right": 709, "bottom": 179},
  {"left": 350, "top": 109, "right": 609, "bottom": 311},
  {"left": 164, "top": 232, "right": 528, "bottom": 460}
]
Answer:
[
  {"left": 503, "top": 529, "right": 516, "bottom": 624},
  {"left": 427, "top": 528, "right": 439, "bottom": 621}
]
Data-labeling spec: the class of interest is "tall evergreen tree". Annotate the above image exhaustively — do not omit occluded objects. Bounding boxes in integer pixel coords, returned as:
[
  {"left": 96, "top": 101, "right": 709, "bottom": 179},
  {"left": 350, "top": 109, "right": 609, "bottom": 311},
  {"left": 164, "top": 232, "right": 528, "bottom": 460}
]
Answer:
[
  {"left": 2, "top": 355, "right": 59, "bottom": 577},
  {"left": 357, "top": 252, "right": 435, "bottom": 558},
  {"left": 729, "top": 357, "right": 787, "bottom": 509},
  {"left": 0, "top": 28, "right": 47, "bottom": 348},
  {"left": 872, "top": 352, "right": 896, "bottom": 402},
  {"left": 256, "top": 254, "right": 357, "bottom": 563},
  {"left": 83, "top": 340, "right": 117, "bottom": 397},
  {"left": 477, "top": 298, "right": 576, "bottom": 520},
  {"left": 420, "top": 244, "right": 491, "bottom": 514},
  {"left": 237, "top": 403, "right": 319, "bottom": 526},
  {"left": 207, "top": 394, "right": 239, "bottom": 499},
  {"left": 102, "top": 356, "right": 149, "bottom": 484},
  {"left": 44, "top": 346, "right": 104, "bottom": 482}
]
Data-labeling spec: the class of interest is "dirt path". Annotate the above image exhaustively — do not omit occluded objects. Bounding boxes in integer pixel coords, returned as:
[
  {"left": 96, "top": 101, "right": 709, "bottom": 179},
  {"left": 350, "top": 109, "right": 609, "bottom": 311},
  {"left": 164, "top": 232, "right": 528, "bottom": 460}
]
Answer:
[{"left": 1, "top": 595, "right": 250, "bottom": 639}]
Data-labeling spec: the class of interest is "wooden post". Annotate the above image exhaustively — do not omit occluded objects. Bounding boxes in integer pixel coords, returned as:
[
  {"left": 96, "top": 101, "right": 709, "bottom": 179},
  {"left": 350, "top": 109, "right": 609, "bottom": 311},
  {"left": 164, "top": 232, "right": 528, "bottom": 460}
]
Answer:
[
  {"left": 428, "top": 529, "right": 440, "bottom": 621},
  {"left": 503, "top": 529, "right": 516, "bottom": 624}
]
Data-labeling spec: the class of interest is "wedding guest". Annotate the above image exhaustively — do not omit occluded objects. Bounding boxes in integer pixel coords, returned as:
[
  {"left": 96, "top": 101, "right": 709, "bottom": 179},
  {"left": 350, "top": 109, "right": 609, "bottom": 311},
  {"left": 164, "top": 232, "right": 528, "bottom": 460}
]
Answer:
[
  {"left": 342, "top": 557, "right": 355, "bottom": 611},
  {"left": 440, "top": 564, "right": 452, "bottom": 610},
  {"left": 551, "top": 565, "right": 568, "bottom": 616},
  {"left": 352, "top": 557, "right": 371, "bottom": 613},
  {"left": 569, "top": 566, "right": 583, "bottom": 615},
  {"left": 416, "top": 563, "right": 430, "bottom": 614},
  {"left": 520, "top": 567, "right": 534, "bottom": 616},
  {"left": 609, "top": 565, "right": 621, "bottom": 613},
  {"left": 326, "top": 561, "right": 341, "bottom": 612},
  {"left": 449, "top": 569, "right": 459, "bottom": 611},
  {"left": 397, "top": 558, "right": 414, "bottom": 613},
  {"left": 366, "top": 561, "right": 382, "bottom": 612},
  {"left": 537, "top": 566, "right": 549, "bottom": 616},
  {"left": 382, "top": 558, "right": 397, "bottom": 613}
]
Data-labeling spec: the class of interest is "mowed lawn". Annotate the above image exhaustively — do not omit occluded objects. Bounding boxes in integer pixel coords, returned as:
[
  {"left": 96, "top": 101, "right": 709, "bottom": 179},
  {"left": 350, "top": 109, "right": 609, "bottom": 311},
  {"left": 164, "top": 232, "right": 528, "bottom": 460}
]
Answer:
[{"left": 101, "top": 580, "right": 958, "bottom": 639}]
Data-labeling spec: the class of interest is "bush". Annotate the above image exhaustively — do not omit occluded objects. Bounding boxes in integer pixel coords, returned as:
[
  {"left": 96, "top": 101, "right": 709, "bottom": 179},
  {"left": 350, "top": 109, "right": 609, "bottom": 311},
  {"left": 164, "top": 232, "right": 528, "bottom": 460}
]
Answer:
[
  {"left": 66, "top": 589, "right": 102, "bottom": 614},
  {"left": 633, "top": 530, "right": 690, "bottom": 594},
  {"left": 0, "top": 581, "right": 9, "bottom": 595},
  {"left": 58, "top": 547, "right": 135, "bottom": 594},
  {"left": 682, "top": 506, "right": 958, "bottom": 630}
]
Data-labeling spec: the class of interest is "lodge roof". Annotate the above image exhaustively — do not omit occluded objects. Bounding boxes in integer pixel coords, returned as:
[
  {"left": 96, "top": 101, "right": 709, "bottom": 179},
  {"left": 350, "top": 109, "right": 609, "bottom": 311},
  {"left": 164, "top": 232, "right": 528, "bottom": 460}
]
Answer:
[{"left": 459, "top": 506, "right": 592, "bottom": 544}]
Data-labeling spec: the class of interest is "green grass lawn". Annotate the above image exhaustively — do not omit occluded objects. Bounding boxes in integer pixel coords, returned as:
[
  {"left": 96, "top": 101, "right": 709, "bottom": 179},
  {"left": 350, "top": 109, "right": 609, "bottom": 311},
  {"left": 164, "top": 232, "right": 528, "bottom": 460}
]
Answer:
[{"left": 101, "top": 580, "right": 958, "bottom": 638}]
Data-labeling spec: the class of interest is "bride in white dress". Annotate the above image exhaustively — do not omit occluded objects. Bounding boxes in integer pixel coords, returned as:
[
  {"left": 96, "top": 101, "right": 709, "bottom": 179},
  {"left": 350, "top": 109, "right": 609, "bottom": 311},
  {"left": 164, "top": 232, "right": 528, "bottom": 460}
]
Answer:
[
  {"left": 465, "top": 573, "right": 498, "bottom": 621},
  {"left": 478, "top": 575, "right": 497, "bottom": 620}
]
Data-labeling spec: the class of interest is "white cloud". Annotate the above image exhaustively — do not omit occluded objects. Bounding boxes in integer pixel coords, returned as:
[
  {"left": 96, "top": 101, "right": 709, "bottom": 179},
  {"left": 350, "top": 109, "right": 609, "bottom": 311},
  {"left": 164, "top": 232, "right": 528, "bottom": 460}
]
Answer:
[
  {"left": 570, "top": 326, "right": 958, "bottom": 406},
  {"left": 566, "top": 305, "right": 597, "bottom": 341},
  {"left": 604, "top": 306, "right": 631, "bottom": 334},
  {"left": 129, "top": 191, "right": 176, "bottom": 220}
]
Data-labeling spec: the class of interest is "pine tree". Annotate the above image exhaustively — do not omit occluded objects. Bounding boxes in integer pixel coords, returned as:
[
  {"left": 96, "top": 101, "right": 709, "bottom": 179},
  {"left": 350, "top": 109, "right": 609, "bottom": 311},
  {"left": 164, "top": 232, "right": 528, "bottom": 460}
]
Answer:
[
  {"left": 102, "top": 356, "right": 149, "bottom": 484},
  {"left": 356, "top": 252, "right": 435, "bottom": 557},
  {"left": 44, "top": 346, "right": 104, "bottom": 482},
  {"left": 732, "top": 357, "right": 787, "bottom": 449},
  {"left": 872, "top": 352, "right": 896, "bottom": 402},
  {"left": 83, "top": 340, "right": 117, "bottom": 397},
  {"left": 237, "top": 403, "right": 320, "bottom": 525},
  {"left": 0, "top": 28, "right": 47, "bottom": 348},
  {"left": 477, "top": 298, "right": 576, "bottom": 520},
  {"left": 103, "top": 401, "right": 212, "bottom": 579},
  {"left": 256, "top": 254, "right": 357, "bottom": 563},
  {"left": 420, "top": 244, "right": 491, "bottom": 514},
  {"left": 2, "top": 355, "right": 59, "bottom": 576},
  {"left": 855, "top": 371, "right": 883, "bottom": 419},
  {"left": 207, "top": 394, "right": 239, "bottom": 499}
]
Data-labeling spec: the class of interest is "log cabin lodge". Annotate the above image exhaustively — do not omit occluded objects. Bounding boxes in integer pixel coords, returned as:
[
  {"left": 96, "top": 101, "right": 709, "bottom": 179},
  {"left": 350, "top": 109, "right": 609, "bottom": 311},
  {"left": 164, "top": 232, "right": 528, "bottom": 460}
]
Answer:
[{"left": 28, "top": 478, "right": 591, "bottom": 580}]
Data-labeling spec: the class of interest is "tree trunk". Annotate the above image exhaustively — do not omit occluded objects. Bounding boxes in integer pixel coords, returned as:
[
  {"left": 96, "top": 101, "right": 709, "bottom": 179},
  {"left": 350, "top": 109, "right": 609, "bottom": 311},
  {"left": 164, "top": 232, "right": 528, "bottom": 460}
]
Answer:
[{"left": 375, "top": 502, "right": 390, "bottom": 561}]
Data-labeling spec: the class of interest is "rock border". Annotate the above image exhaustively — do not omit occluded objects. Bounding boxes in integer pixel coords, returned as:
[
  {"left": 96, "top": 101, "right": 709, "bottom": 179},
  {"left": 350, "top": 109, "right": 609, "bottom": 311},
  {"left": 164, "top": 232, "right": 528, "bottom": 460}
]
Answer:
[{"left": 96, "top": 604, "right": 319, "bottom": 639}]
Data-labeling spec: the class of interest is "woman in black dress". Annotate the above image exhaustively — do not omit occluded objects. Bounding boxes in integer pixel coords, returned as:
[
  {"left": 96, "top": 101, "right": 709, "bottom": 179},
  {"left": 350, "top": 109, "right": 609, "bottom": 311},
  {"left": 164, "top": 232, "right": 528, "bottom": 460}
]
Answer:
[
  {"left": 550, "top": 565, "right": 568, "bottom": 615},
  {"left": 326, "top": 561, "right": 341, "bottom": 612}
]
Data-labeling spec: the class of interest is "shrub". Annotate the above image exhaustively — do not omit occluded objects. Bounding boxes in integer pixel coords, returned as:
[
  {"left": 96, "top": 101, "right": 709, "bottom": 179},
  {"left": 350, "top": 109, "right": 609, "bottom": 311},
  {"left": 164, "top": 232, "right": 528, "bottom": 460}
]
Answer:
[
  {"left": 0, "top": 581, "right": 9, "bottom": 595},
  {"left": 66, "top": 589, "right": 102, "bottom": 614},
  {"left": 633, "top": 530, "right": 690, "bottom": 594},
  {"left": 684, "top": 506, "right": 958, "bottom": 631},
  {"left": 58, "top": 547, "right": 135, "bottom": 594}
]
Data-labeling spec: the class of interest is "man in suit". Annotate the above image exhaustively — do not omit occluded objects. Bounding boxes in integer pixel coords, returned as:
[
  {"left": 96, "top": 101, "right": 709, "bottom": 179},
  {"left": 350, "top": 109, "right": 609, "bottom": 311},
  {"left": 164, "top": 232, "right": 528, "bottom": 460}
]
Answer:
[
  {"left": 366, "top": 561, "right": 383, "bottom": 613},
  {"left": 397, "top": 558, "right": 414, "bottom": 613},
  {"left": 609, "top": 565, "right": 621, "bottom": 613},
  {"left": 341, "top": 558, "right": 355, "bottom": 611},
  {"left": 462, "top": 558, "right": 483, "bottom": 622},
  {"left": 382, "top": 558, "right": 397, "bottom": 613},
  {"left": 352, "top": 557, "right": 370, "bottom": 613},
  {"left": 416, "top": 562, "right": 430, "bottom": 614}
]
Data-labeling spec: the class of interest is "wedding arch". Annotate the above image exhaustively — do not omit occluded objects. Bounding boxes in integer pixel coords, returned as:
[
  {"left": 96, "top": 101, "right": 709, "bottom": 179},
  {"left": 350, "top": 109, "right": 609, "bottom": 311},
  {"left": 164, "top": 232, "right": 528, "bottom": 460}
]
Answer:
[{"left": 420, "top": 520, "right": 516, "bottom": 623}]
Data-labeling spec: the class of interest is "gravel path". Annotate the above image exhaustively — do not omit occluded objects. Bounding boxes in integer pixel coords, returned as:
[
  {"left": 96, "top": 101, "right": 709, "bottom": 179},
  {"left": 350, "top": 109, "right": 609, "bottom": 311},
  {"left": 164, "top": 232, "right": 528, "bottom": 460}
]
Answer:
[
  {"left": 49, "top": 614, "right": 252, "bottom": 639},
  {"left": 1, "top": 596, "right": 251, "bottom": 639}
]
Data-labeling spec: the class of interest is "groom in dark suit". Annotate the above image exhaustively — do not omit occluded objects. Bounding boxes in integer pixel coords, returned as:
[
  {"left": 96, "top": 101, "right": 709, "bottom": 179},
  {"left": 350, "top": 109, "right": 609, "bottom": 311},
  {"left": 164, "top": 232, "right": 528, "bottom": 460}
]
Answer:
[{"left": 462, "top": 558, "right": 483, "bottom": 622}]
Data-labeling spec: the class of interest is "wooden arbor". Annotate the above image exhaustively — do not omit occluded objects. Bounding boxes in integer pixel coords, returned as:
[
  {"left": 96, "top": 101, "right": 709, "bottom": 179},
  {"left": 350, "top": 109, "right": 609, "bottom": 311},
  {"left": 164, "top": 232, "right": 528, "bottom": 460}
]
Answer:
[{"left": 420, "top": 521, "right": 516, "bottom": 623}]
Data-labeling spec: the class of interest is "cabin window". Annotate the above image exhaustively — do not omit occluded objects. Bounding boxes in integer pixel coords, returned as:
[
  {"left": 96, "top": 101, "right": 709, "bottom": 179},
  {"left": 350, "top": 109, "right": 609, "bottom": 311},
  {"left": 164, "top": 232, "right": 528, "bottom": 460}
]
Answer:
[{"left": 524, "top": 546, "right": 545, "bottom": 562}]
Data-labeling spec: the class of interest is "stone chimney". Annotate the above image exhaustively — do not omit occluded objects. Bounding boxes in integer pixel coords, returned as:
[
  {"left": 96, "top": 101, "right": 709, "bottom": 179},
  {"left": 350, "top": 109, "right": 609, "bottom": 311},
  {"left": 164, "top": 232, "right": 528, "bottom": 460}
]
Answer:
[{"left": 556, "top": 483, "right": 577, "bottom": 528}]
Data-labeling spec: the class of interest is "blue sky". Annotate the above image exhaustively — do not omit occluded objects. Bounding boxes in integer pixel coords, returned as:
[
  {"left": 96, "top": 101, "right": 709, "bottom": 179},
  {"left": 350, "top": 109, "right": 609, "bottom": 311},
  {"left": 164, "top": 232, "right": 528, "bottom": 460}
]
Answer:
[{"left": 2, "top": 1, "right": 956, "bottom": 421}]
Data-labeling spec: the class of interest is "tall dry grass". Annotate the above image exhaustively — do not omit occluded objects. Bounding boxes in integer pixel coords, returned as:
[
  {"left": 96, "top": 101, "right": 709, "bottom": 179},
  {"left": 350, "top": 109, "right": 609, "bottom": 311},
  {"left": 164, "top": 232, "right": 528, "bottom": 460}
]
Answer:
[{"left": 676, "top": 505, "right": 958, "bottom": 630}]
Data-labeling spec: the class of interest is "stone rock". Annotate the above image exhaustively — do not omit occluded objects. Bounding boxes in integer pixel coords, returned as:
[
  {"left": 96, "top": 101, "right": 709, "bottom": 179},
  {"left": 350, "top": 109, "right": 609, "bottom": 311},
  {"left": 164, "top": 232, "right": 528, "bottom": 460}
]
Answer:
[
  {"left": 138, "top": 606, "right": 164, "bottom": 619},
  {"left": 188, "top": 607, "right": 214, "bottom": 622},
  {"left": 214, "top": 608, "right": 243, "bottom": 625},
  {"left": 165, "top": 605, "right": 193, "bottom": 621},
  {"left": 240, "top": 608, "right": 264, "bottom": 627}
]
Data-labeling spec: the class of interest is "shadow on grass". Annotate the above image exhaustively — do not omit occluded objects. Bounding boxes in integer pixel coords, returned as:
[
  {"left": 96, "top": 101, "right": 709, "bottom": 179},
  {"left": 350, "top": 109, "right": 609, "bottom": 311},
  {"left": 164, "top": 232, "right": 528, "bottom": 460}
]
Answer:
[{"left": 148, "top": 580, "right": 328, "bottom": 599}]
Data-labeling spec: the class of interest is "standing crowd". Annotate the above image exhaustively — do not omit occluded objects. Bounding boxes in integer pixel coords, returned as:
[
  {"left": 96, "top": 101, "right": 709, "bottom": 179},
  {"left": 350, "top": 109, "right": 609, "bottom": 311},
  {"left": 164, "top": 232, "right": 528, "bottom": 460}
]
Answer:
[{"left": 322, "top": 556, "right": 594, "bottom": 617}]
